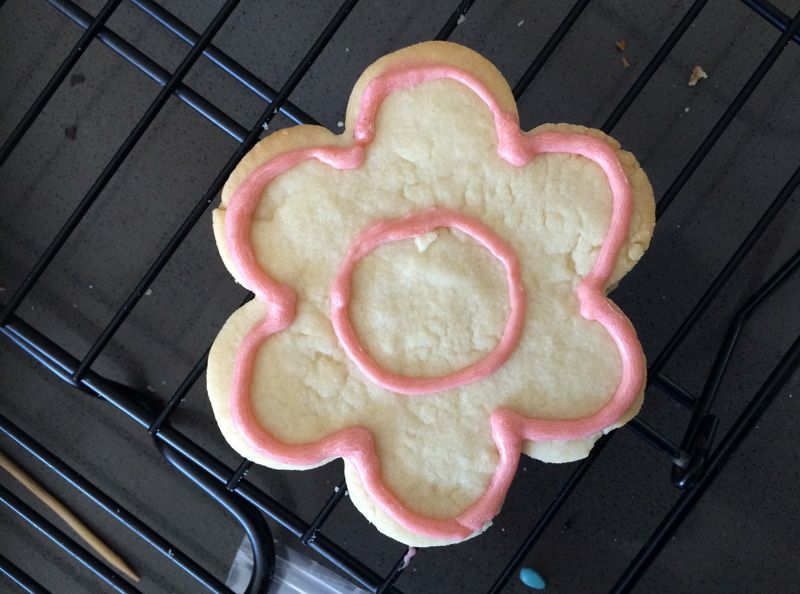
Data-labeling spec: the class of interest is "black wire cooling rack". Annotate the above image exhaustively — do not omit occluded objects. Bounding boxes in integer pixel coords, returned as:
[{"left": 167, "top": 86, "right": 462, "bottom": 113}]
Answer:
[{"left": 1, "top": 1, "right": 799, "bottom": 593}]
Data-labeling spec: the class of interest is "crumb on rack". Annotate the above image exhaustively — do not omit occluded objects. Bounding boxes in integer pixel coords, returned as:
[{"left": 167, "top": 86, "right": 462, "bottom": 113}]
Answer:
[
  {"left": 615, "top": 40, "right": 627, "bottom": 51},
  {"left": 457, "top": 13, "right": 466, "bottom": 25},
  {"left": 622, "top": 56, "right": 631, "bottom": 69},
  {"left": 688, "top": 65, "right": 708, "bottom": 86}
]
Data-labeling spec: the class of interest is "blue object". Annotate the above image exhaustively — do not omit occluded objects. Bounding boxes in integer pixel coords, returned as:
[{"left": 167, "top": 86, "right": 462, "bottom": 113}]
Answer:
[{"left": 520, "top": 567, "right": 546, "bottom": 589}]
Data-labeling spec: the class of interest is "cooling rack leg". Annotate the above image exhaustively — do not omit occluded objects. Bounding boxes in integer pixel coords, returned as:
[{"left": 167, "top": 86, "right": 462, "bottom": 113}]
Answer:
[
  {"left": 609, "top": 332, "right": 800, "bottom": 594},
  {"left": 156, "top": 442, "right": 276, "bottom": 594},
  {"left": 672, "top": 240, "right": 800, "bottom": 488}
]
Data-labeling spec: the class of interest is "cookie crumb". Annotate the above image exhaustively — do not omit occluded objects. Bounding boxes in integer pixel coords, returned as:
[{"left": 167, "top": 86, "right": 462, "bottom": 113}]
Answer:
[
  {"left": 65, "top": 125, "right": 77, "bottom": 140},
  {"left": 622, "top": 57, "right": 631, "bottom": 69},
  {"left": 414, "top": 231, "right": 438, "bottom": 252},
  {"left": 615, "top": 40, "right": 627, "bottom": 51},
  {"left": 688, "top": 66, "right": 708, "bottom": 86},
  {"left": 145, "top": 288, "right": 153, "bottom": 296},
  {"left": 262, "top": 121, "right": 269, "bottom": 131},
  {"left": 518, "top": 20, "right": 524, "bottom": 27},
  {"left": 457, "top": 14, "right": 466, "bottom": 25},
  {"left": 337, "top": 121, "right": 344, "bottom": 128}
]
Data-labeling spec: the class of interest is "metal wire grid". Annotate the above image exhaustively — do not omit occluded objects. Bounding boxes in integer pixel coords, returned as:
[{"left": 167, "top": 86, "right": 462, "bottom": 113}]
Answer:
[{"left": 0, "top": 0, "right": 798, "bottom": 593}]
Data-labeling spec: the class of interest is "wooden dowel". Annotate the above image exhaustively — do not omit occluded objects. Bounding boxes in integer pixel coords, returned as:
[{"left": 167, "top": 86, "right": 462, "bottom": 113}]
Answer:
[{"left": 0, "top": 450, "right": 139, "bottom": 581}]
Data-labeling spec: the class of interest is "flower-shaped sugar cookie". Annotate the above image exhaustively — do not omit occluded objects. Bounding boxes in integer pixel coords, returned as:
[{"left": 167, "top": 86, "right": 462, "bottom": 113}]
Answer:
[{"left": 207, "top": 41, "right": 655, "bottom": 546}]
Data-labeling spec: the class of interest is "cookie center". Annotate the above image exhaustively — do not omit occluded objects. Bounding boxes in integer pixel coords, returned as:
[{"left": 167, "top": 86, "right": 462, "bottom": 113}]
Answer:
[
  {"left": 351, "top": 227, "right": 508, "bottom": 376},
  {"left": 330, "top": 208, "right": 526, "bottom": 395}
]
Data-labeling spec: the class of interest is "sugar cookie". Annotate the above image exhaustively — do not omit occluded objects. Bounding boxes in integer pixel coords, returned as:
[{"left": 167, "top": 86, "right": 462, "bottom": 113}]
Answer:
[{"left": 208, "top": 41, "right": 655, "bottom": 546}]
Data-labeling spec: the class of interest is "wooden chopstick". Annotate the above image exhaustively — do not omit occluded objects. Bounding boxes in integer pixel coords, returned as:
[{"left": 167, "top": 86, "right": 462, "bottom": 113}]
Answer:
[{"left": 0, "top": 450, "right": 139, "bottom": 582}]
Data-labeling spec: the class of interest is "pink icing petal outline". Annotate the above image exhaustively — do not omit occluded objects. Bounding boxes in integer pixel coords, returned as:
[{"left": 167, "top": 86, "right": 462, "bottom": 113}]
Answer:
[
  {"left": 223, "top": 62, "right": 645, "bottom": 541},
  {"left": 330, "top": 207, "right": 526, "bottom": 395}
]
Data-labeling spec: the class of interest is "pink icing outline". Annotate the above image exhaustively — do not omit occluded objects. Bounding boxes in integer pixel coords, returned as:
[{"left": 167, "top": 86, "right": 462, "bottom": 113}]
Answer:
[
  {"left": 330, "top": 207, "right": 526, "bottom": 395},
  {"left": 224, "top": 62, "right": 644, "bottom": 541}
]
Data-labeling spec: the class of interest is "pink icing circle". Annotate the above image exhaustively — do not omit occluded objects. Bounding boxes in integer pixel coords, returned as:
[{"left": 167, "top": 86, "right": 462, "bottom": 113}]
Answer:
[{"left": 330, "top": 207, "right": 526, "bottom": 395}]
